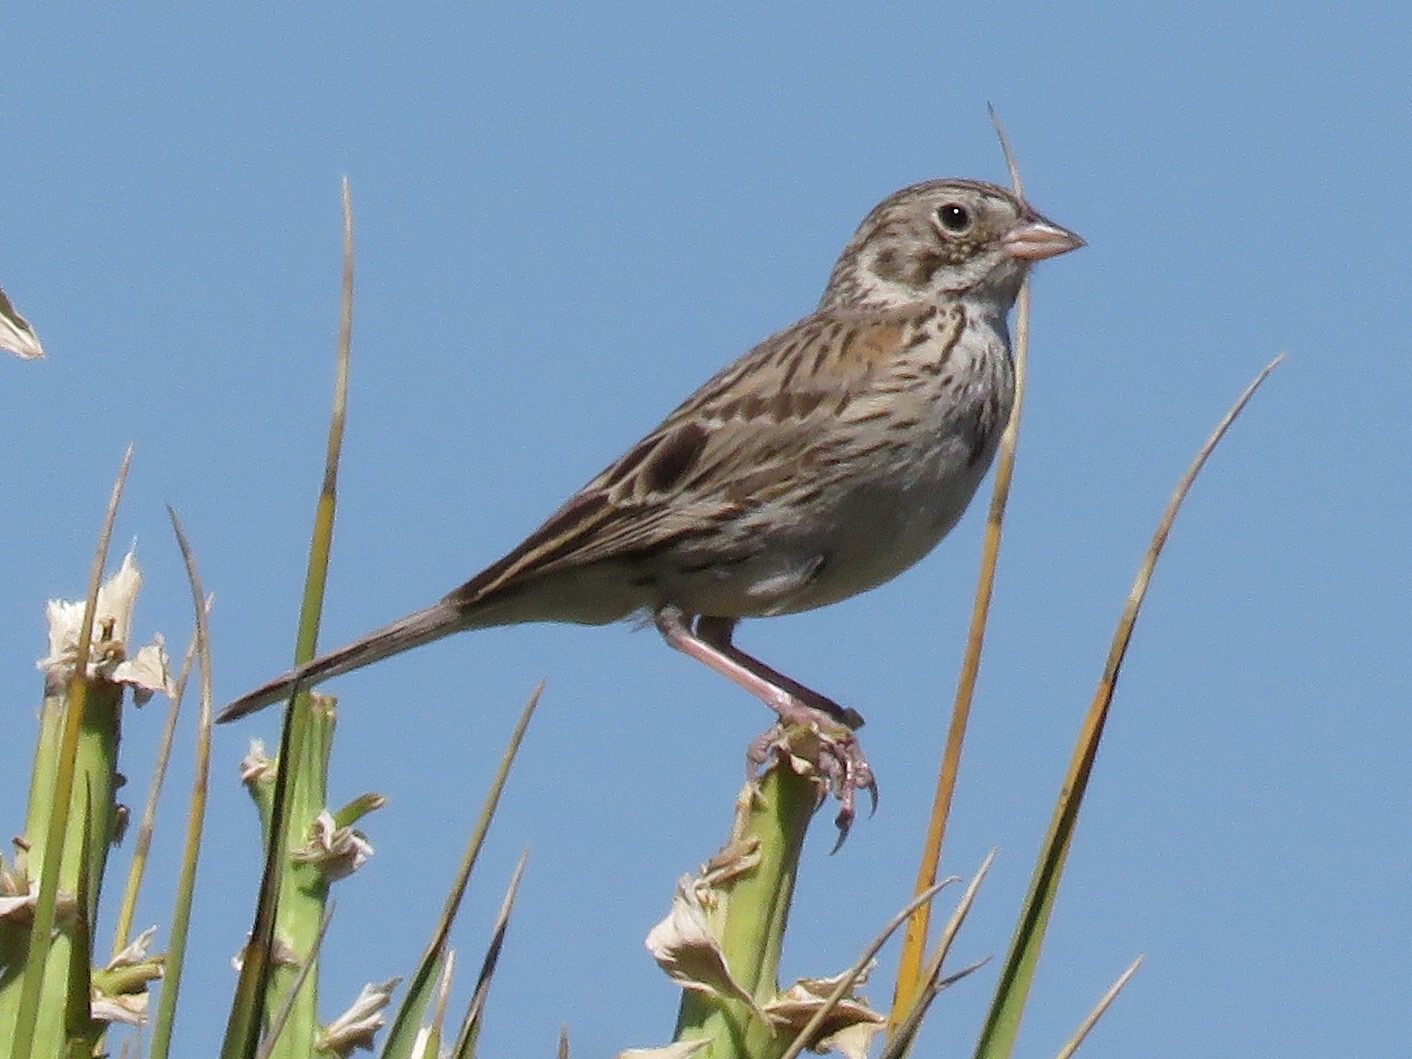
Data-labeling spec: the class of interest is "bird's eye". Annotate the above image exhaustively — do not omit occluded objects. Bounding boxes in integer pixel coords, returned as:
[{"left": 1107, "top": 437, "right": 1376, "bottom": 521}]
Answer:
[{"left": 936, "top": 203, "right": 972, "bottom": 234}]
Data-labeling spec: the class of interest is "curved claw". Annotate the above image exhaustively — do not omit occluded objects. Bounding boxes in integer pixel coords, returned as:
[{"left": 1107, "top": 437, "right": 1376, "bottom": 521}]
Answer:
[
  {"left": 830, "top": 805, "right": 854, "bottom": 854},
  {"left": 825, "top": 734, "right": 875, "bottom": 852},
  {"left": 747, "top": 709, "right": 877, "bottom": 852}
]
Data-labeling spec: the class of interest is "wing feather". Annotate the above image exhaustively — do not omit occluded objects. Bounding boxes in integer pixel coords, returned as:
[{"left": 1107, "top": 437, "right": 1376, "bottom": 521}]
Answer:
[{"left": 446, "top": 306, "right": 937, "bottom": 608}]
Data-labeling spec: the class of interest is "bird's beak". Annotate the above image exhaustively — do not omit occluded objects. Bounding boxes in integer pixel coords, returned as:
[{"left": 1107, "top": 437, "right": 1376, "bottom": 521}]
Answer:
[{"left": 1002, "top": 218, "right": 1085, "bottom": 261}]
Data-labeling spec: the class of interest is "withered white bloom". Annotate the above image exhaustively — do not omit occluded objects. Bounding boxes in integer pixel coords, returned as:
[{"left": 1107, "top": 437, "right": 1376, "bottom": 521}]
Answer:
[
  {"left": 37, "top": 550, "right": 172, "bottom": 702},
  {"left": 240, "top": 739, "right": 276, "bottom": 786},
  {"left": 317, "top": 978, "right": 401, "bottom": 1058},
  {"left": 113, "top": 639, "right": 170, "bottom": 704},
  {"left": 0, "top": 881, "right": 39, "bottom": 922},
  {"left": 0, "top": 283, "right": 44, "bottom": 359},
  {"left": 92, "top": 925, "right": 163, "bottom": 1027},
  {"left": 230, "top": 934, "right": 301, "bottom": 972},
  {"left": 617, "top": 1040, "right": 712, "bottom": 1059},
  {"left": 762, "top": 966, "right": 885, "bottom": 1059},
  {"left": 644, "top": 877, "right": 764, "bottom": 1021},
  {"left": 91, "top": 989, "right": 148, "bottom": 1025},
  {"left": 291, "top": 810, "right": 374, "bottom": 881},
  {"left": 811, "top": 1019, "right": 881, "bottom": 1059},
  {"left": 106, "top": 925, "right": 160, "bottom": 970},
  {"left": 0, "top": 879, "right": 78, "bottom": 924}
]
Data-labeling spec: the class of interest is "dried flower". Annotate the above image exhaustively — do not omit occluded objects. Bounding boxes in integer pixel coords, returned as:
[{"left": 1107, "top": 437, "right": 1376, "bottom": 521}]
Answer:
[
  {"left": 317, "top": 978, "right": 400, "bottom": 1057},
  {"left": 291, "top": 810, "right": 374, "bottom": 882},
  {"left": 36, "top": 550, "right": 171, "bottom": 702},
  {"left": 0, "top": 282, "right": 43, "bottom": 359}
]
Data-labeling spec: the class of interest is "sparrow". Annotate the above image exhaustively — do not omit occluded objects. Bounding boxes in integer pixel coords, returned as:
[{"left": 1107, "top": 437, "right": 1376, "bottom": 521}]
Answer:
[{"left": 220, "top": 178, "right": 1082, "bottom": 832}]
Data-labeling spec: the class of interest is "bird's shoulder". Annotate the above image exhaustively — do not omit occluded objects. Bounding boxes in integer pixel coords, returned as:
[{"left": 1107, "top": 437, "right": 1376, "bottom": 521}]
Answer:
[{"left": 675, "top": 301, "right": 955, "bottom": 422}]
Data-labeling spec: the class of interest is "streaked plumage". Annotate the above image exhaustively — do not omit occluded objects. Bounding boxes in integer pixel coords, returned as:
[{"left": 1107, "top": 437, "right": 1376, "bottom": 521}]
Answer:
[{"left": 220, "top": 178, "right": 1082, "bottom": 827}]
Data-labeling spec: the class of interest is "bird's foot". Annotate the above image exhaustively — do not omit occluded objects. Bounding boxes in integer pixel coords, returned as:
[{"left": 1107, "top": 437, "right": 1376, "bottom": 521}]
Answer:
[
  {"left": 748, "top": 703, "right": 878, "bottom": 851},
  {"left": 651, "top": 607, "right": 876, "bottom": 844}
]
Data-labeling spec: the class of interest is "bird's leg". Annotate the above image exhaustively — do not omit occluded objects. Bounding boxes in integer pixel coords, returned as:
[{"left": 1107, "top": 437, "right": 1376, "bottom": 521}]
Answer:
[
  {"left": 695, "top": 615, "right": 878, "bottom": 844},
  {"left": 653, "top": 605, "right": 877, "bottom": 842},
  {"left": 694, "top": 616, "right": 866, "bottom": 730}
]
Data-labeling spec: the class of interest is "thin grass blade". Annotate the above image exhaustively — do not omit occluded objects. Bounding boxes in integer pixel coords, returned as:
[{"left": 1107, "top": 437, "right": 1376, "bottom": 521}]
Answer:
[
  {"left": 883, "top": 850, "right": 996, "bottom": 1059},
  {"left": 450, "top": 849, "right": 530, "bottom": 1059},
  {"left": 1054, "top": 956, "right": 1143, "bottom": 1059},
  {"left": 380, "top": 686, "right": 542, "bottom": 1058},
  {"left": 149, "top": 510, "right": 216, "bottom": 1059},
  {"left": 973, "top": 356, "right": 1285, "bottom": 1058},
  {"left": 893, "top": 114, "right": 1031, "bottom": 1022}
]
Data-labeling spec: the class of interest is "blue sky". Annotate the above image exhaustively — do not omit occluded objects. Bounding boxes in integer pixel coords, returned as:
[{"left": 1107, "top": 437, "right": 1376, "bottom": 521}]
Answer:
[{"left": 2, "top": 4, "right": 1409, "bottom": 1056}]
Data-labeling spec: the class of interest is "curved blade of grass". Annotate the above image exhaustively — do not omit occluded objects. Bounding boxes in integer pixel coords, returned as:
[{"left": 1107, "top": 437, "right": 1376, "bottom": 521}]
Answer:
[
  {"left": 893, "top": 110, "right": 1028, "bottom": 1028},
  {"left": 293, "top": 177, "right": 355, "bottom": 666},
  {"left": 111, "top": 618, "right": 202, "bottom": 953},
  {"left": 1054, "top": 956, "right": 1142, "bottom": 1059},
  {"left": 10, "top": 445, "right": 132, "bottom": 1059},
  {"left": 974, "top": 355, "right": 1286, "bottom": 1058},
  {"left": 451, "top": 848, "right": 531, "bottom": 1059},
  {"left": 149, "top": 509, "right": 217, "bottom": 1059},
  {"left": 379, "top": 685, "right": 542, "bottom": 1059},
  {"left": 222, "top": 177, "right": 356, "bottom": 1059}
]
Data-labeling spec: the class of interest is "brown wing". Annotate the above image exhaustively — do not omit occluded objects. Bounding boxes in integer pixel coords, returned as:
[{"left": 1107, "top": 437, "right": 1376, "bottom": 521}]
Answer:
[{"left": 446, "top": 305, "right": 942, "bottom": 608}]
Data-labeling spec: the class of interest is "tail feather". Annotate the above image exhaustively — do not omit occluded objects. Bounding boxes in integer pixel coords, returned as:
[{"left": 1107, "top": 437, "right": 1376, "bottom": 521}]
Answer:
[{"left": 217, "top": 601, "right": 463, "bottom": 723}]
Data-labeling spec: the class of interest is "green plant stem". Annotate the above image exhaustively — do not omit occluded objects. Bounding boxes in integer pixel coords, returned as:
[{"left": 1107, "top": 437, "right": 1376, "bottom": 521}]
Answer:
[
  {"left": 675, "top": 756, "right": 819, "bottom": 1058},
  {"left": 6, "top": 679, "right": 124, "bottom": 1059},
  {"left": 10, "top": 448, "right": 131, "bottom": 1059},
  {"left": 268, "top": 696, "right": 337, "bottom": 1059}
]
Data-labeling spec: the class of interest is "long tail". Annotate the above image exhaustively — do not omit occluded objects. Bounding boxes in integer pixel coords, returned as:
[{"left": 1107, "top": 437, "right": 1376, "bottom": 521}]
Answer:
[{"left": 217, "top": 600, "right": 464, "bottom": 723}]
